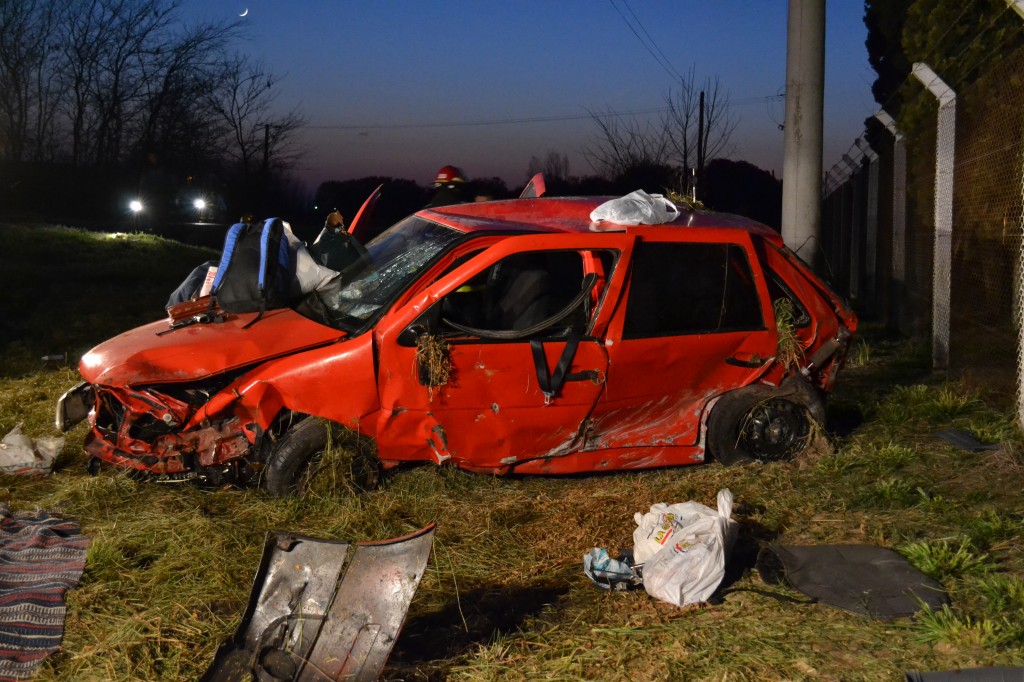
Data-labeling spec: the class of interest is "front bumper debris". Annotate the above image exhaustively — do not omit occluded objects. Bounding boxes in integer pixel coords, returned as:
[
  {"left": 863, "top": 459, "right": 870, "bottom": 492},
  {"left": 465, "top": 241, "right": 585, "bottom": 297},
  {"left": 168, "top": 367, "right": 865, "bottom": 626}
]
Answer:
[{"left": 201, "top": 524, "right": 436, "bottom": 682}]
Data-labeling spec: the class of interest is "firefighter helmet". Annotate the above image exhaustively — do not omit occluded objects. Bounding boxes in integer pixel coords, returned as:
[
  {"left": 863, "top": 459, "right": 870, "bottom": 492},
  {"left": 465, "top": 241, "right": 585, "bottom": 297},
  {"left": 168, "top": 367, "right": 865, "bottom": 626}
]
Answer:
[{"left": 434, "top": 165, "right": 466, "bottom": 186}]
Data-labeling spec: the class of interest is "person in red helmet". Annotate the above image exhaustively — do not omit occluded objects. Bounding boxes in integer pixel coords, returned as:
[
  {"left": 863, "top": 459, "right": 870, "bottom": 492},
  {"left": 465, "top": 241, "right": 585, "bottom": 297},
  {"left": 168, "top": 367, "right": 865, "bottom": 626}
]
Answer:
[{"left": 425, "top": 165, "right": 469, "bottom": 208}]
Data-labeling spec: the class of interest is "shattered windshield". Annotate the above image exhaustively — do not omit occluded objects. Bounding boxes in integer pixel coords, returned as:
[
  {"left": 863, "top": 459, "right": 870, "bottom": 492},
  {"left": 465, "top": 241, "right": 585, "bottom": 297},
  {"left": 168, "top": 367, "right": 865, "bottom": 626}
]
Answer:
[{"left": 301, "top": 216, "right": 463, "bottom": 331}]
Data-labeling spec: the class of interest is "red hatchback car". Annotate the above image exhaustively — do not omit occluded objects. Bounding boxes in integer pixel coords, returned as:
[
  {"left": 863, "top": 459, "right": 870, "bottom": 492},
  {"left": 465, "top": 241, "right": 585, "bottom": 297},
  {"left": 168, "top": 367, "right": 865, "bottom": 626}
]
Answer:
[{"left": 57, "top": 195, "right": 856, "bottom": 495}]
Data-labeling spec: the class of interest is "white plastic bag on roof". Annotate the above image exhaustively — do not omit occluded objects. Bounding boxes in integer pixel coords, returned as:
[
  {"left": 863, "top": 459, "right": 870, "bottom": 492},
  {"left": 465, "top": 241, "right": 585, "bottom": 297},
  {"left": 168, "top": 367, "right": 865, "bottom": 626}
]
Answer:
[
  {"left": 589, "top": 189, "right": 681, "bottom": 225},
  {"left": 633, "top": 489, "right": 735, "bottom": 607}
]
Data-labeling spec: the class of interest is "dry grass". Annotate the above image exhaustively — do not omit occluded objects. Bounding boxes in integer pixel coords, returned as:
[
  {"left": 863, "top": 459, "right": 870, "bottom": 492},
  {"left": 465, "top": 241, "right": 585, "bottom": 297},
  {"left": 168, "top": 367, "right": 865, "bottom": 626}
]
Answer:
[
  {"left": 3, "top": 224, "right": 1024, "bottom": 680},
  {"left": 772, "top": 297, "right": 804, "bottom": 371},
  {"left": 416, "top": 334, "right": 454, "bottom": 402}
]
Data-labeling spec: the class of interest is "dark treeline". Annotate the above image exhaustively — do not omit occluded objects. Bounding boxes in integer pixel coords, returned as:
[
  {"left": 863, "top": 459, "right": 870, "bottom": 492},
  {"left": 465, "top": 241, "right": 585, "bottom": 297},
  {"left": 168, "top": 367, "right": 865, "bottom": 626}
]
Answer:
[
  {"left": 0, "top": 0, "right": 782, "bottom": 231},
  {"left": 0, "top": 0, "right": 305, "bottom": 222},
  {"left": 314, "top": 158, "right": 783, "bottom": 240}
]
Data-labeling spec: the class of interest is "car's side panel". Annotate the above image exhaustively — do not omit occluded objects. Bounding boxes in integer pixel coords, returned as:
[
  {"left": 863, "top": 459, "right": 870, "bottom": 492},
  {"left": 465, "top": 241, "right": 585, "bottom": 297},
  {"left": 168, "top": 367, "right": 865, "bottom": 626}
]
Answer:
[
  {"left": 588, "top": 333, "right": 775, "bottom": 452},
  {"left": 228, "top": 334, "right": 381, "bottom": 433},
  {"left": 583, "top": 230, "right": 779, "bottom": 458},
  {"left": 374, "top": 233, "right": 632, "bottom": 470},
  {"left": 511, "top": 443, "right": 706, "bottom": 474},
  {"left": 759, "top": 240, "right": 857, "bottom": 391},
  {"left": 376, "top": 338, "right": 610, "bottom": 470}
]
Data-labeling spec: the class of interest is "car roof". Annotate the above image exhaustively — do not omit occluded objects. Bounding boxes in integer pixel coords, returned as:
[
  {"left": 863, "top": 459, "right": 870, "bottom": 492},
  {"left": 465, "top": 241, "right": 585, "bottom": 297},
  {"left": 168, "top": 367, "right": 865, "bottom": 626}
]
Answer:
[{"left": 420, "top": 196, "right": 783, "bottom": 245}]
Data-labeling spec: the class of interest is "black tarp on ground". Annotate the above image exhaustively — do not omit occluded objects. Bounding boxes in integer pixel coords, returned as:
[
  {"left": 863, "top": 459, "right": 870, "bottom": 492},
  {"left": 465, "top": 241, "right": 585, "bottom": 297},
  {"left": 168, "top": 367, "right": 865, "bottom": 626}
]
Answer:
[{"left": 756, "top": 544, "right": 948, "bottom": 619}]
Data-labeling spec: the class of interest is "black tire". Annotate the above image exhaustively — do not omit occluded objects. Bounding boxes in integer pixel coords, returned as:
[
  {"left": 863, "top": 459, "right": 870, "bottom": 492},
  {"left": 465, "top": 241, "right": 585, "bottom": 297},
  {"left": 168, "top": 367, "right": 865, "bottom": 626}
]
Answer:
[
  {"left": 262, "top": 418, "right": 380, "bottom": 497},
  {"left": 707, "top": 385, "right": 813, "bottom": 466}
]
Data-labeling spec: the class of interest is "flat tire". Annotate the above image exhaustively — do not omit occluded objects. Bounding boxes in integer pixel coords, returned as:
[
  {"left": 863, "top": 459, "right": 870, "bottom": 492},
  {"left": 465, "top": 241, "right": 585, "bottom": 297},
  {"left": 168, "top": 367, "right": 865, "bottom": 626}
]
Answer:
[
  {"left": 707, "top": 385, "right": 812, "bottom": 466},
  {"left": 262, "top": 418, "right": 379, "bottom": 497}
]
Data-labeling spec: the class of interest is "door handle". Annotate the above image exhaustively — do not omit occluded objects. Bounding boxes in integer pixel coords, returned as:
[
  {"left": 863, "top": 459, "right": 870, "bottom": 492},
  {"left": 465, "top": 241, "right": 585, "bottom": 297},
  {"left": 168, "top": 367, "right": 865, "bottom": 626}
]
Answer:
[{"left": 725, "top": 353, "right": 765, "bottom": 369}]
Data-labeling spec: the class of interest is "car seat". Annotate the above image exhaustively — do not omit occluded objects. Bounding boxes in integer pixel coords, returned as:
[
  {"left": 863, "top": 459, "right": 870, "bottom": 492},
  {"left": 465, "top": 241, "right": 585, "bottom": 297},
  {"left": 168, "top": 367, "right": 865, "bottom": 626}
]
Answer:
[{"left": 494, "top": 269, "right": 553, "bottom": 330}]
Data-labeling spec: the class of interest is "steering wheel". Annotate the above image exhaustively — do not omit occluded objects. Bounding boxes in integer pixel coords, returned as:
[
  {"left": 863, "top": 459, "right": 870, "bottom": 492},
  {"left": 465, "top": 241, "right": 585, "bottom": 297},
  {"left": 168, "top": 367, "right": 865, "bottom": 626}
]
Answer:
[{"left": 442, "top": 273, "right": 598, "bottom": 341}]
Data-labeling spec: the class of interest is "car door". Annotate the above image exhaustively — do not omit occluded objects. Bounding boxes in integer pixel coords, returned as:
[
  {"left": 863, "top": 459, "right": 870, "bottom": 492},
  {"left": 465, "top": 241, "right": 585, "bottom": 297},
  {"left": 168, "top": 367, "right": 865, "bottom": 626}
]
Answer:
[
  {"left": 586, "top": 230, "right": 778, "bottom": 456},
  {"left": 374, "top": 234, "right": 628, "bottom": 472}
]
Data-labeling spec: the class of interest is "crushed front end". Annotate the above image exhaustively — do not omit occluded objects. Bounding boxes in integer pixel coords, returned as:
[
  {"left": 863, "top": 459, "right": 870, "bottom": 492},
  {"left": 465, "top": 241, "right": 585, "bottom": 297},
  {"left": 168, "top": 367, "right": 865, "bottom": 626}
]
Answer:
[{"left": 58, "top": 376, "right": 259, "bottom": 483}]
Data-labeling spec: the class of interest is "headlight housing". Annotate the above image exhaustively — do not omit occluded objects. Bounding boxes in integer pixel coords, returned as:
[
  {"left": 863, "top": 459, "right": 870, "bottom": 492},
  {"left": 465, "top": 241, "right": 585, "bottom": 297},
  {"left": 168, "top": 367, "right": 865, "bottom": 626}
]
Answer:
[{"left": 55, "top": 382, "right": 94, "bottom": 431}]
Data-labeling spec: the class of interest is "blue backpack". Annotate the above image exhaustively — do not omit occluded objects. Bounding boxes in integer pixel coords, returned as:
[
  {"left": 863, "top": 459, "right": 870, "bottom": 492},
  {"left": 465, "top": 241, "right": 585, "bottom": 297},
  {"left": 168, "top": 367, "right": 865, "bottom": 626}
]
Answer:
[{"left": 211, "top": 218, "right": 295, "bottom": 316}]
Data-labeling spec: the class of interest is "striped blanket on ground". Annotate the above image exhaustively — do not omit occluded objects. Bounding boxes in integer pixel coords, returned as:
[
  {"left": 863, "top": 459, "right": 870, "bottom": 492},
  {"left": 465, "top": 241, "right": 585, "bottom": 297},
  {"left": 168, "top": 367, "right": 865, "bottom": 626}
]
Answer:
[{"left": 0, "top": 507, "right": 89, "bottom": 681}]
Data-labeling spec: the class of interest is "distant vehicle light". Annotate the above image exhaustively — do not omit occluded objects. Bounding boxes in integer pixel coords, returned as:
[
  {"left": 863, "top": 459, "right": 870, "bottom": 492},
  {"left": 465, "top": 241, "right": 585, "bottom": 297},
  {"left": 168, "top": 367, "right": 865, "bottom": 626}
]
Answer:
[
  {"left": 129, "top": 200, "right": 143, "bottom": 213},
  {"left": 193, "top": 198, "right": 207, "bottom": 210}
]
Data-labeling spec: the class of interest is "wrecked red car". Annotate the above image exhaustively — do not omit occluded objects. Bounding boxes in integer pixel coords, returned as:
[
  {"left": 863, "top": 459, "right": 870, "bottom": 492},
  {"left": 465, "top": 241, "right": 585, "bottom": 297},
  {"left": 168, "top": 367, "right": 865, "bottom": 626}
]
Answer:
[{"left": 57, "top": 192, "right": 856, "bottom": 495}]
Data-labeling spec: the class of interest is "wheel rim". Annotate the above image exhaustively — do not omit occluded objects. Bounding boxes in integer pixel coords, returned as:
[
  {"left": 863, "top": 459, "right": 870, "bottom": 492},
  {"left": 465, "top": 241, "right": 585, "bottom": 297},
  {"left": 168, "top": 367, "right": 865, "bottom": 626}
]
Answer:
[{"left": 740, "top": 398, "right": 809, "bottom": 461}]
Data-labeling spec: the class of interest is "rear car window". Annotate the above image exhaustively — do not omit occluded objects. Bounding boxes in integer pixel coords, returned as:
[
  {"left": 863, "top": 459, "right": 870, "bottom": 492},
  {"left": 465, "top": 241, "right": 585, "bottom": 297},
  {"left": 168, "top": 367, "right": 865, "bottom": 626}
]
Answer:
[{"left": 623, "top": 241, "right": 764, "bottom": 338}]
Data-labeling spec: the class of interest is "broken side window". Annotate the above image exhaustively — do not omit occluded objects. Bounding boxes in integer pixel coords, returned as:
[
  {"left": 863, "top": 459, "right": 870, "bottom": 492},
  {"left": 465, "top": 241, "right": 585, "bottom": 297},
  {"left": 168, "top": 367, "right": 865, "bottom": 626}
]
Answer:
[
  {"left": 766, "top": 270, "right": 811, "bottom": 327},
  {"left": 438, "top": 249, "right": 613, "bottom": 339}
]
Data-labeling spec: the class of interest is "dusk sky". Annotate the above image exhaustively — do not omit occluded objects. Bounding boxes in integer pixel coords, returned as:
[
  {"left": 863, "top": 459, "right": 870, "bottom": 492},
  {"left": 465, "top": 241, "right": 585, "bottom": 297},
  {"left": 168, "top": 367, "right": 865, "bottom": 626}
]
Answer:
[{"left": 182, "top": 1, "right": 876, "bottom": 191}]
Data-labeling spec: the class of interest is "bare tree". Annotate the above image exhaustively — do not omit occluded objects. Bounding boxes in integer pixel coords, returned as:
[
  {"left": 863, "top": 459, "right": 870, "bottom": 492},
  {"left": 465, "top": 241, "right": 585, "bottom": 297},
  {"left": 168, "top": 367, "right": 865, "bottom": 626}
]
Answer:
[
  {"left": 207, "top": 55, "right": 306, "bottom": 177},
  {"left": 44, "top": 0, "right": 241, "bottom": 169},
  {"left": 527, "top": 150, "right": 570, "bottom": 182},
  {"left": 50, "top": 0, "right": 174, "bottom": 167},
  {"left": 91, "top": 0, "right": 179, "bottom": 167},
  {"left": 584, "top": 67, "right": 736, "bottom": 189},
  {"left": 135, "top": 18, "right": 241, "bottom": 163},
  {"left": 0, "top": 0, "right": 66, "bottom": 162},
  {"left": 582, "top": 107, "right": 671, "bottom": 179},
  {"left": 0, "top": 0, "right": 308, "bottom": 212},
  {"left": 664, "top": 71, "right": 736, "bottom": 181},
  {"left": 55, "top": 0, "right": 103, "bottom": 166}
]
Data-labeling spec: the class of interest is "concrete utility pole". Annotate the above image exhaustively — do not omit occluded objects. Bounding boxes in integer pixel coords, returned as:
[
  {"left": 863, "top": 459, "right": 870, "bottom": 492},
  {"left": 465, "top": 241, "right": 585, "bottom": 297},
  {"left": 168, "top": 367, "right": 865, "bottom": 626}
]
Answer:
[{"left": 780, "top": 0, "right": 826, "bottom": 266}]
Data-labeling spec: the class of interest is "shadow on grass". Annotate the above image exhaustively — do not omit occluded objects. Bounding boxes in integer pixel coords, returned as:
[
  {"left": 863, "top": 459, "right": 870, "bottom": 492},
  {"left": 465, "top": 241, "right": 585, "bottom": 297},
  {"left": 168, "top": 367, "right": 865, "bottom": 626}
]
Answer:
[
  {"left": 826, "top": 400, "right": 865, "bottom": 439},
  {"left": 386, "top": 582, "right": 568, "bottom": 678},
  {"left": 718, "top": 514, "right": 780, "bottom": 592}
]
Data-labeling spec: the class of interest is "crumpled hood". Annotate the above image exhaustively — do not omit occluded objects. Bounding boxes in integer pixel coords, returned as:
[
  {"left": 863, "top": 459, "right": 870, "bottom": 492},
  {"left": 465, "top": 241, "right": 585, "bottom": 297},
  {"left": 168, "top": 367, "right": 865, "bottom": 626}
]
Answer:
[{"left": 80, "top": 308, "right": 346, "bottom": 386}]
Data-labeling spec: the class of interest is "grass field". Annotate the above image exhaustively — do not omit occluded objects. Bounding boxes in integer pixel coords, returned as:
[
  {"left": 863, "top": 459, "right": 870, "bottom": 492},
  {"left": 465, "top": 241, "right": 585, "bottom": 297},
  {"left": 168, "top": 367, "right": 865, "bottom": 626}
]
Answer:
[{"left": 1, "top": 222, "right": 1023, "bottom": 681}]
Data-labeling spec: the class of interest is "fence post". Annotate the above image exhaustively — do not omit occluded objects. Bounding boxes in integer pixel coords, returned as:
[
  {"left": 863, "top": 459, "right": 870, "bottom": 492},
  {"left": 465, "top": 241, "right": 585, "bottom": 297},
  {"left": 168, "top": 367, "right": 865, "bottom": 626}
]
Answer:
[
  {"left": 842, "top": 154, "right": 864, "bottom": 302},
  {"left": 912, "top": 62, "right": 956, "bottom": 370},
  {"left": 1009, "top": 0, "right": 1024, "bottom": 428},
  {"left": 857, "top": 138, "right": 880, "bottom": 313},
  {"left": 823, "top": 163, "right": 850, "bottom": 284},
  {"left": 875, "top": 110, "right": 908, "bottom": 335}
]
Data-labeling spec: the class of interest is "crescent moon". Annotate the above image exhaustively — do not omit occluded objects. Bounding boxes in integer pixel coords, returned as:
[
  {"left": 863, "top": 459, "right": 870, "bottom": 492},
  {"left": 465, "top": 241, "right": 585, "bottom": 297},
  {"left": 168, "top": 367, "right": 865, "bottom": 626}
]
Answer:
[{"left": 240, "top": 8, "right": 248, "bottom": 16}]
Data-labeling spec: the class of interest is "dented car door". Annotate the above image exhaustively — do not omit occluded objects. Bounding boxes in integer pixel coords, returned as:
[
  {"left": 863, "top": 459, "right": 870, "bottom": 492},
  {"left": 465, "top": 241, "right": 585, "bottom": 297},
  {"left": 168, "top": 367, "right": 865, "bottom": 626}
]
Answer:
[
  {"left": 583, "top": 229, "right": 779, "bottom": 463},
  {"left": 374, "top": 234, "right": 629, "bottom": 473}
]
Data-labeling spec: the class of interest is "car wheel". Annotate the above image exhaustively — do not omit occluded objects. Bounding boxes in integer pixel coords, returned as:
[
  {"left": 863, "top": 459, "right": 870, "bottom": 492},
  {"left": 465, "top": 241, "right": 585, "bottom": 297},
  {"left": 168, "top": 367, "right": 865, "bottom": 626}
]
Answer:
[
  {"left": 262, "top": 418, "right": 380, "bottom": 497},
  {"left": 707, "top": 385, "right": 812, "bottom": 466}
]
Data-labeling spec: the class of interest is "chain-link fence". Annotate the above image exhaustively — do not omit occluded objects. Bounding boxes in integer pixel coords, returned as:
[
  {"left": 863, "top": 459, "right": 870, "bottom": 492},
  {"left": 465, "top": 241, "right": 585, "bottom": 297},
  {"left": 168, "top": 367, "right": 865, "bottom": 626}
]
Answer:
[{"left": 822, "top": 19, "right": 1024, "bottom": 421}]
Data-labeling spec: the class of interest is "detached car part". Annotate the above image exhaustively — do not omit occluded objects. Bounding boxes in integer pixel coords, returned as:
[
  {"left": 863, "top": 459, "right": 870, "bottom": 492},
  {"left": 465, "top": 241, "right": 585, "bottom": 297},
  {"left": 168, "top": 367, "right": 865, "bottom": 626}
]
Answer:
[{"left": 202, "top": 524, "right": 435, "bottom": 682}]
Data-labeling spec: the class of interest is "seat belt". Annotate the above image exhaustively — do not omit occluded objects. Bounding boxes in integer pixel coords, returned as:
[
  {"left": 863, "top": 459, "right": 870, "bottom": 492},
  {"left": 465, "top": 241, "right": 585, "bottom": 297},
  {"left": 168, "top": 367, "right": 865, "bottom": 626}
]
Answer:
[{"left": 530, "top": 335, "right": 581, "bottom": 405}]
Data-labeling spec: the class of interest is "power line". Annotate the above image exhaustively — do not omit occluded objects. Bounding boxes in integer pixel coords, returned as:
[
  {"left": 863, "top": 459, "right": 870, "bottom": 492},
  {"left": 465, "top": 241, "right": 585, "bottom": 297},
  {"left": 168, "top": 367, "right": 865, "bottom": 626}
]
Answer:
[
  {"left": 305, "top": 107, "right": 666, "bottom": 131},
  {"left": 304, "top": 96, "right": 783, "bottom": 132},
  {"left": 612, "top": 0, "right": 687, "bottom": 84}
]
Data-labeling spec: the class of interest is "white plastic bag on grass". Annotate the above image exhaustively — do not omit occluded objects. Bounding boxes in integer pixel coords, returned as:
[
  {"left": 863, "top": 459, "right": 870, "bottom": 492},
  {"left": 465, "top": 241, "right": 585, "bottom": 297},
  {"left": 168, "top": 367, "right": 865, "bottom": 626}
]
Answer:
[
  {"left": 589, "top": 190, "right": 680, "bottom": 225},
  {"left": 0, "top": 424, "right": 63, "bottom": 476},
  {"left": 636, "top": 489, "right": 734, "bottom": 607},
  {"left": 633, "top": 490, "right": 730, "bottom": 564}
]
